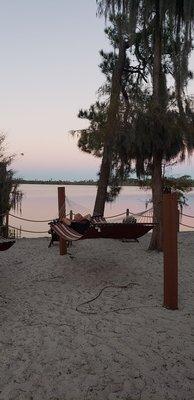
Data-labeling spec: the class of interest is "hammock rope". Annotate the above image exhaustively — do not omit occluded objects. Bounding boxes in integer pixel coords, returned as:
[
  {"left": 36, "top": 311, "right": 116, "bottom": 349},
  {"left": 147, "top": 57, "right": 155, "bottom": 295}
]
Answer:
[
  {"left": 65, "top": 195, "right": 91, "bottom": 215},
  {"left": 127, "top": 207, "right": 153, "bottom": 216}
]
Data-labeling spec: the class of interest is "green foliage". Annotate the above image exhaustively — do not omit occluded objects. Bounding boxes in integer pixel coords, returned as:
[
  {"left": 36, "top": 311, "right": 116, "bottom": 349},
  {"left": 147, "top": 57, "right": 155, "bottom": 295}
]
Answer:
[
  {"left": 73, "top": 1, "right": 194, "bottom": 205},
  {"left": 72, "top": 102, "right": 107, "bottom": 157},
  {"left": 96, "top": 0, "right": 136, "bottom": 19},
  {"left": 139, "top": 174, "right": 193, "bottom": 211},
  {"left": 0, "top": 133, "right": 22, "bottom": 233}
]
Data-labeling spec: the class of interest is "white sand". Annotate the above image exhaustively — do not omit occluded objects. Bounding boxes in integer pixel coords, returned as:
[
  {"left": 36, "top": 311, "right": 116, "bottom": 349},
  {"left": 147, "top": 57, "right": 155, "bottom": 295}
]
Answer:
[{"left": 0, "top": 233, "right": 193, "bottom": 400}]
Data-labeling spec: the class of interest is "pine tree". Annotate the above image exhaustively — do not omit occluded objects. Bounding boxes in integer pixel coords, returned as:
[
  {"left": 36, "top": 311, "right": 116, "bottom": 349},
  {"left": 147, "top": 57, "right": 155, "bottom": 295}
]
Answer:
[
  {"left": 95, "top": 0, "right": 194, "bottom": 249},
  {"left": 74, "top": 0, "right": 194, "bottom": 250}
]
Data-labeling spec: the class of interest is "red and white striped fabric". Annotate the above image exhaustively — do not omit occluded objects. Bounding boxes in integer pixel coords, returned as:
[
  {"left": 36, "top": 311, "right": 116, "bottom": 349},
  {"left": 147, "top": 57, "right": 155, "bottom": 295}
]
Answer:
[{"left": 50, "top": 222, "right": 83, "bottom": 241}]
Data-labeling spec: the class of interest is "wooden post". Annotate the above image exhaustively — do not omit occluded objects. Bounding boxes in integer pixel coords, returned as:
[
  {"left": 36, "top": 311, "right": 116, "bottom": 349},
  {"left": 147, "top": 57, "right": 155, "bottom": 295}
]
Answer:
[
  {"left": 58, "top": 187, "right": 67, "bottom": 255},
  {"left": 163, "top": 193, "right": 178, "bottom": 310},
  {"left": 126, "top": 208, "right": 129, "bottom": 217},
  {"left": 70, "top": 210, "right": 73, "bottom": 221}
]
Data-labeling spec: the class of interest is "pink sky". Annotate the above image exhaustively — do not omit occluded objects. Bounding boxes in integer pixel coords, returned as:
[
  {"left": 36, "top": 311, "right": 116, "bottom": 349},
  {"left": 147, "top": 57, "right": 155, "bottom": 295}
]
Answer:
[{"left": 1, "top": 0, "right": 194, "bottom": 180}]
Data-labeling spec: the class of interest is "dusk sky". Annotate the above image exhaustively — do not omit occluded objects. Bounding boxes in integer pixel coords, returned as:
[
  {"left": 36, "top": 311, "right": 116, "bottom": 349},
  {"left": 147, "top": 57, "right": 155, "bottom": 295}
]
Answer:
[{"left": 0, "top": 0, "right": 194, "bottom": 180}]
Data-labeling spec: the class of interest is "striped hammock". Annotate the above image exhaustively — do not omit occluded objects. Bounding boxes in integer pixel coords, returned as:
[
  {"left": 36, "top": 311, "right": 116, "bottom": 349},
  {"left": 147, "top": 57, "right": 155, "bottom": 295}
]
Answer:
[
  {"left": 0, "top": 240, "right": 15, "bottom": 251},
  {"left": 50, "top": 220, "right": 154, "bottom": 243},
  {"left": 50, "top": 222, "right": 83, "bottom": 241}
]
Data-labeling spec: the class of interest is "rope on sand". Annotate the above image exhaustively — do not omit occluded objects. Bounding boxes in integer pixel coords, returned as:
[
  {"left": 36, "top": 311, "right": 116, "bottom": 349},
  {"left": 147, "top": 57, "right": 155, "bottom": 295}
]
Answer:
[{"left": 76, "top": 282, "right": 139, "bottom": 315}]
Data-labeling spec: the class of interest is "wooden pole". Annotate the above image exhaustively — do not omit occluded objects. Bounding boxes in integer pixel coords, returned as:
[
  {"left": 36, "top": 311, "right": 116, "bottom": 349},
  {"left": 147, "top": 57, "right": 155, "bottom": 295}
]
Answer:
[
  {"left": 58, "top": 187, "right": 67, "bottom": 255},
  {"left": 70, "top": 210, "right": 73, "bottom": 221},
  {"left": 126, "top": 208, "right": 129, "bottom": 217},
  {"left": 163, "top": 193, "right": 178, "bottom": 310}
]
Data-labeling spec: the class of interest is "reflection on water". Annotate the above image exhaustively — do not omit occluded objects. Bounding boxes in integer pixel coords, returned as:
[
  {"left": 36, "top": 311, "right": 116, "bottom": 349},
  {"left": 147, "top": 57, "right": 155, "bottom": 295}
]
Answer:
[{"left": 9, "top": 184, "right": 194, "bottom": 237}]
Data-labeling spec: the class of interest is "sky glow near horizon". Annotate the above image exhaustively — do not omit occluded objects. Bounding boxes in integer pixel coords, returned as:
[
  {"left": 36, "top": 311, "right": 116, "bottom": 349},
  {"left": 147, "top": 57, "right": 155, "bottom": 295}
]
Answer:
[{"left": 0, "top": 0, "right": 194, "bottom": 180}]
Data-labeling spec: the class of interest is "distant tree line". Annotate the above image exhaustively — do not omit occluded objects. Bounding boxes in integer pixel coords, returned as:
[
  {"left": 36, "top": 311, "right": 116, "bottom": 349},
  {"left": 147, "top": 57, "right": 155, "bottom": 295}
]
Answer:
[
  {"left": 14, "top": 177, "right": 194, "bottom": 187},
  {"left": 14, "top": 178, "right": 98, "bottom": 185}
]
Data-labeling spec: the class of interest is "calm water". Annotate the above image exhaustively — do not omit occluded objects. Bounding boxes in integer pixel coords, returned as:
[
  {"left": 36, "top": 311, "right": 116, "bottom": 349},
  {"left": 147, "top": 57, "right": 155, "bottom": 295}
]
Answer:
[{"left": 9, "top": 184, "right": 194, "bottom": 237}]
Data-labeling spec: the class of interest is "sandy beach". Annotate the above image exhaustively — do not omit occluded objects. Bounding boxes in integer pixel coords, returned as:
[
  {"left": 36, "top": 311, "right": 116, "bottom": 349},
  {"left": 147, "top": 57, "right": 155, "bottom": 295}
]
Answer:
[{"left": 0, "top": 232, "right": 193, "bottom": 400}]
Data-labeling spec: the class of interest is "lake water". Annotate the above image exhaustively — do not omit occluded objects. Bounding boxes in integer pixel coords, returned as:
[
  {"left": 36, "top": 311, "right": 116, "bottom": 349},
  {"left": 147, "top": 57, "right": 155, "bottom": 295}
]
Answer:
[{"left": 9, "top": 184, "right": 194, "bottom": 237}]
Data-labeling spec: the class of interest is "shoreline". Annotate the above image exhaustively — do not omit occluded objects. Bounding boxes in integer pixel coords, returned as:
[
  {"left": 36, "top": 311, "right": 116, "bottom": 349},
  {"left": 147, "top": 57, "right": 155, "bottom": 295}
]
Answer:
[{"left": 15, "top": 180, "right": 194, "bottom": 188}]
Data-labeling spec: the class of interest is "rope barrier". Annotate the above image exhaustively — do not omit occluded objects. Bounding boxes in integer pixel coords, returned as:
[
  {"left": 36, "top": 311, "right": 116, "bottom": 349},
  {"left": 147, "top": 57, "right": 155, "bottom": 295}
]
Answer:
[
  {"left": 9, "top": 214, "right": 53, "bottom": 223},
  {"left": 105, "top": 212, "right": 126, "bottom": 219},
  {"left": 10, "top": 209, "right": 153, "bottom": 224},
  {"left": 8, "top": 225, "right": 49, "bottom": 234},
  {"left": 181, "top": 212, "right": 194, "bottom": 218},
  {"left": 10, "top": 206, "right": 194, "bottom": 227},
  {"left": 8, "top": 212, "right": 70, "bottom": 223},
  {"left": 105, "top": 207, "right": 153, "bottom": 219},
  {"left": 8, "top": 215, "right": 194, "bottom": 234},
  {"left": 179, "top": 222, "right": 194, "bottom": 229}
]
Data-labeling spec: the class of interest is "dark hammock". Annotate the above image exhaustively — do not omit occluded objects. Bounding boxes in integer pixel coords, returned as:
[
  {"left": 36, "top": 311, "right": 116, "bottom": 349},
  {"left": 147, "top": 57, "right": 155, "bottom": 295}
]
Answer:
[
  {"left": 81, "top": 222, "right": 153, "bottom": 240},
  {"left": 49, "top": 220, "right": 154, "bottom": 246},
  {"left": 0, "top": 240, "right": 15, "bottom": 251}
]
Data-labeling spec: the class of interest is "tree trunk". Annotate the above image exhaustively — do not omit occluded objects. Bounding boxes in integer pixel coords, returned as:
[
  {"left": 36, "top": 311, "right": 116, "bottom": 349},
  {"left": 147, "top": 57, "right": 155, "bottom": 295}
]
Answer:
[
  {"left": 93, "top": 39, "right": 127, "bottom": 216},
  {"left": 149, "top": 153, "right": 163, "bottom": 251},
  {"left": 149, "top": 0, "right": 163, "bottom": 251},
  {"left": 174, "top": 16, "right": 186, "bottom": 117}
]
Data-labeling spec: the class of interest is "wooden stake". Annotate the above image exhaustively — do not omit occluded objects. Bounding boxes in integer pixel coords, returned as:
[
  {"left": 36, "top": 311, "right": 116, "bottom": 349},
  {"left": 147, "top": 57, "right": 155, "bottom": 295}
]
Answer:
[
  {"left": 58, "top": 187, "right": 67, "bottom": 255},
  {"left": 163, "top": 193, "right": 178, "bottom": 310}
]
